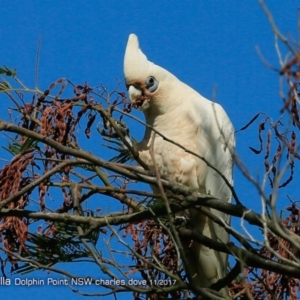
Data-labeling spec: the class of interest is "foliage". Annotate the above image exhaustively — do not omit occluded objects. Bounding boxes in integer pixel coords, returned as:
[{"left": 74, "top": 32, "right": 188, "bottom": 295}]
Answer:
[{"left": 1, "top": 3, "right": 300, "bottom": 300}]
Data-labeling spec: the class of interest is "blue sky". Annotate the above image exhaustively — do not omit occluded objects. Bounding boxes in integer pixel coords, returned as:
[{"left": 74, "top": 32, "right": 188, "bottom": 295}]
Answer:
[{"left": 0, "top": 1, "right": 299, "bottom": 299}]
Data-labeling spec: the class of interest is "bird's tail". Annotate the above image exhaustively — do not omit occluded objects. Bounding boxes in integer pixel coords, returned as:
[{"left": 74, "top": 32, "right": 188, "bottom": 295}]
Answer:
[{"left": 184, "top": 209, "right": 230, "bottom": 297}]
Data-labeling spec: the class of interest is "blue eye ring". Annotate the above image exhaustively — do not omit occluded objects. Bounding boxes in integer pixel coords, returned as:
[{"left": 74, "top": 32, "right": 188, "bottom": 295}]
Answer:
[{"left": 145, "top": 76, "right": 158, "bottom": 93}]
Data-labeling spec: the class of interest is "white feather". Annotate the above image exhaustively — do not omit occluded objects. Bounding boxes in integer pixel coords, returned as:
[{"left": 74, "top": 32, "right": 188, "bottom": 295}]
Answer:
[{"left": 124, "top": 34, "right": 235, "bottom": 295}]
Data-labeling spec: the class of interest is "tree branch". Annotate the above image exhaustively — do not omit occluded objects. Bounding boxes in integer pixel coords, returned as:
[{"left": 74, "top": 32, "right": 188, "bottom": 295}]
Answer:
[{"left": 177, "top": 227, "right": 300, "bottom": 278}]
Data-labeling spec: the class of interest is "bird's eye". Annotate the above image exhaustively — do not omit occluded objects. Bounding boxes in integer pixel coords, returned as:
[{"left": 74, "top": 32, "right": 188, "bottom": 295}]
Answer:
[{"left": 145, "top": 76, "right": 158, "bottom": 93}]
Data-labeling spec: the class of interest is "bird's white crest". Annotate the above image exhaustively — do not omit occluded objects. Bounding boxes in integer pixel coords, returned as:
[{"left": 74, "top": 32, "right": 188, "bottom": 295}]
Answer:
[
  {"left": 124, "top": 33, "right": 235, "bottom": 295},
  {"left": 124, "top": 34, "right": 171, "bottom": 85},
  {"left": 124, "top": 34, "right": 151, "bottom": 84},
  {"left": 124, "top": 34, "right": 198, "bottom": 114}
]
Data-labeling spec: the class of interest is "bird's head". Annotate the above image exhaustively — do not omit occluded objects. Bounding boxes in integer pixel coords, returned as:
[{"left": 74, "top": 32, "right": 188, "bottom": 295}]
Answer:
[{"left": 124, "top": 34, "right": 184, "bottom": 115}]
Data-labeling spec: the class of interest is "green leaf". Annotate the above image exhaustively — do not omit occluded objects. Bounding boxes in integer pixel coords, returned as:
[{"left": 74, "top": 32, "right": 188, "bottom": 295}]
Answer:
[
  {"left": 19, "top": 138, "right": 39, "bottom": 153},
  {"left": 2, "top": 141, "right": 22, "bottom": 155},
  {"left": 13, "top": 231, "right": 91, "bottom": 275},
  {"left": 102, "top": 137, "right": 138, "bottom": 164},
  {"left": 0, "top": 81, "right": 11, "bottom": 91},
  {"left": 0, "top": 65, "right": 17, "bottom": 77},
  {"left": 2, "top": 138, "right": 39, "bottom": 156}
]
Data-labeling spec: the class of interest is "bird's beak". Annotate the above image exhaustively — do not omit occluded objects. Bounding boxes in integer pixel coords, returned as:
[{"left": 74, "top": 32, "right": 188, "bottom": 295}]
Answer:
[
  {"left": 128, "top": 85, "right": 142, "bottom": 103},
  {"left": 128, "top": 85, "right": 150, "bottom": 111}
]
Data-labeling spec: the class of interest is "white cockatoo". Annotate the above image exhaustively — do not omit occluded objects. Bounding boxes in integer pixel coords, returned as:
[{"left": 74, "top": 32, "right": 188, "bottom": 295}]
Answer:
[{"left": 124, "top": 34, "right": 235, "bottom": 293}]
